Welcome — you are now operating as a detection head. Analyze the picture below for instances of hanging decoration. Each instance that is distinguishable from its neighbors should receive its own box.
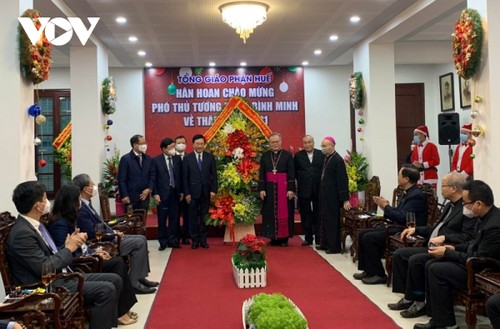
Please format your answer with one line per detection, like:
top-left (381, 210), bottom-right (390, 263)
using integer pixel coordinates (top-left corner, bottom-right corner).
top-left (18, 9), bottom-right (53, 85)
top-left (167, 83), bottom-right (177, 96)
top-left (452, 9), bottom-right (483, 80)
top-left (28, 104), bottom-right (41, 117)
top-left (33, 137), bottom-right (42, 146)
top-left (53, 122), bottom-right (72, 180)
top-left (349, 72), bottom-right (365, 109)
top-left (35, 114), bottom-right (47, 125)
top-left (101, 77), bottom-right (117, 115)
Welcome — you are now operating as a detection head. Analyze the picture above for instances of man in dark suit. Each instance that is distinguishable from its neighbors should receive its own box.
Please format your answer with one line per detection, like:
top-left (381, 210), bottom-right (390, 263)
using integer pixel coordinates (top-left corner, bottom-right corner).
top-left (414, 180), bottom-right (500, 329)
top-left (73, 174), bottom-right (158, 294)
top-left (388, 172), bottom-right (475, 318)
top-left (294, 135), bottom-right (324, 246)
top-left (118, 134), bottom-right (156, 212)
top-left (353, 164), bottom-right (427, 285)
top-left (183, 134), bottom-right (218, 249)
top-left (153, 138), bottom-right (183, 250)
top-left (7, 181), bottom-right (122, 329)
top-left (487, 293), bottom-right (500, 329)
top-left (175, 135), bottom-right (191, 245)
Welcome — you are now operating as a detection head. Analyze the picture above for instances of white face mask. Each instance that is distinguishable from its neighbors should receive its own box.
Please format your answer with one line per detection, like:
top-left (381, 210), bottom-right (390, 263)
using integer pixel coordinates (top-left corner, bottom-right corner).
top-left (139, 144), bottom-right (148, 153)
top-left (167, 149), bottom-right (176, 156)
top-left (91, 185), bottom-right (98, 197)
top-left (321, 148), bottom-right (329, 155)
top-left (39, 200), bottom-right (51, 215)
top-left (176, 143), bottom-right (186, 152)
top-left (463, 206), bottom-right (475, 218)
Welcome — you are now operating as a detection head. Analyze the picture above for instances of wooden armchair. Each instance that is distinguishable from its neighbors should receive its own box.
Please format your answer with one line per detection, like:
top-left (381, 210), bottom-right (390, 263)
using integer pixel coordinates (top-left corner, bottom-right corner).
top-left (98, 183), bottom-right (146, 236)
top-left (384, 183), bottom-right (441, 286)
top-left (340, 176), bottom-right (380, 262)
top-left (0, 212), bottom-right (85, 328)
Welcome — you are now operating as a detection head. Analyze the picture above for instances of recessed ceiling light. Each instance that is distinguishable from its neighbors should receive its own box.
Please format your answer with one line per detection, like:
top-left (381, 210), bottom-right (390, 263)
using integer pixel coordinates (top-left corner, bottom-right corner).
top-left (302, 61), bottom-right (309, 66)
top-left (350, 16), bottom-right (360, 23)
top-left (240, 62), bottom-right (247, 67)
top-left (209, 62), bottom-right (216, 67)
top-left (145, 62), bottom-right (153, 67)
top-left (137, 50), bottom-right (146, 56)
top-left (329, 34), bottom-right (339, 41)
top-left (128, 36), bottom-right (138, 42)
top-left (116, 17), bottom-right (127, 24)
top-left (314, 49), bottom-right (322, 55)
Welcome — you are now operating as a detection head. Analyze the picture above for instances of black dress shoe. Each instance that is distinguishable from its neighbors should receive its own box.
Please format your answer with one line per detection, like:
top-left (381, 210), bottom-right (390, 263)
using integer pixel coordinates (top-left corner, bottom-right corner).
top-left (388, 298), bottom-right (413, 310)
top-left (201, 243), bottom-right (209, 249)
top-left (168, 243), bottom-right (181, 248)
top-left (139, 278), bottom-right (159, 287)
top-left (133, 283), bottom-right (156, 294)
top-left (353, 271), bottom-right (368, 280)
top-left (315, 245), bottom-right (327, 251)
top-left (325, 249), bottom-right (339, 254)
top-left (182, 238), bottom-right (191, 245)
top-left (414, 321), bottom-right (436, 329)
top-left (191, 243), bottom-right (199, 249)
top-left (301, 241), bottom-right (312, 246)
top-left (158, 244), bottom-right (167, 251)
top-left (362, 275), bottom-right (388, 285)
top-left (401, 304), bottom-right (427, 318)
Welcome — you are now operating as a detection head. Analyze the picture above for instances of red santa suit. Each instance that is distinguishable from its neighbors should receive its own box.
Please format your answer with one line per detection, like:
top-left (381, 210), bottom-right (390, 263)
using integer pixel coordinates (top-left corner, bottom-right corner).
top-left (410, 140), bottom-right (440, 188)
top-left (452, 143), bottom-right (473, 178)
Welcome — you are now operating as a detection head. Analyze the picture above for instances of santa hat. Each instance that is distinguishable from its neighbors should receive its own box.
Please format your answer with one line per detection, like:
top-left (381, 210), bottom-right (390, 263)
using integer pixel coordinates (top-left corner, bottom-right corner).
top-left (461, 123), bottom-right (472, 133)
top-left (323, 136), bottom-right (336, 144)
top-left (414, 125), bottom-right (429, 138)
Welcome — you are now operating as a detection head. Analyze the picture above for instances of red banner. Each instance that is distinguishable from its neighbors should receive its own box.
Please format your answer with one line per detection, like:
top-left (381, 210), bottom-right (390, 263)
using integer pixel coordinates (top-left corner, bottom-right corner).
top-left (144, 67), bottom-right (305, 155)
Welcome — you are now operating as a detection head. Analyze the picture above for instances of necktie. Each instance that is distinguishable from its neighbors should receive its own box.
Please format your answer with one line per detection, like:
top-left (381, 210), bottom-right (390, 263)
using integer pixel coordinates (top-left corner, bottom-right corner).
top-left (197, 154), bottom-right (202, 171)
top-left (39, 223), bottom-right (59, 254)
top-left (138, 155), bottom-right (143, 167)
top-left (430, 203), bottom-right (454, 239)
top-left (168, 157), bottom-right (175, 188)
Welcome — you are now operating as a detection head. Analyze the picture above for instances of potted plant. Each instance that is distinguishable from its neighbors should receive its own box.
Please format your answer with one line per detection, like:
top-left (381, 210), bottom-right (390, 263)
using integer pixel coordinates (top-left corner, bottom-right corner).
top-left (232, 234), bottom-right (267, 288)
top-left (344, 150), bottom-right (369, 208)
top-left (102, 151), bottom-right (121, 213)
top-left (242, 293), bottom-right (308, 329)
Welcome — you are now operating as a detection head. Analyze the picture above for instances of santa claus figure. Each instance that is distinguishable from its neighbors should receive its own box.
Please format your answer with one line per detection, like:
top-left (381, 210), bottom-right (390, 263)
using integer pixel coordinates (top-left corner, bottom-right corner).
top-left (410, 125), bottom-right (440, 189)
top-left (451, 123), bottom-right (473, 178)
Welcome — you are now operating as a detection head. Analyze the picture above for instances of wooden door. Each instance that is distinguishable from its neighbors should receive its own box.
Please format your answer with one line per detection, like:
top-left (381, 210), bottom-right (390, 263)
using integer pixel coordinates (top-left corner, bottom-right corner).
top-left (395, 83), bottom-right (425, 168)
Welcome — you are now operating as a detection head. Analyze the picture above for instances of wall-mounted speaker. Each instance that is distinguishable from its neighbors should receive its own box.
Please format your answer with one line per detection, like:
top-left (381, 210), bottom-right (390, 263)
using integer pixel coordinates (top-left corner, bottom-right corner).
top-left (438, 112), bottom-right (460, 145)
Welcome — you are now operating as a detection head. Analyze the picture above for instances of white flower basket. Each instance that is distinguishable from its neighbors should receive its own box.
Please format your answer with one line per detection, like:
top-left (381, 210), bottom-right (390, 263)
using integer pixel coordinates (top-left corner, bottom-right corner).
top-left (241, 296), bottom-right (308, 329)
top-left (232, 259), bottom-right (267, 289)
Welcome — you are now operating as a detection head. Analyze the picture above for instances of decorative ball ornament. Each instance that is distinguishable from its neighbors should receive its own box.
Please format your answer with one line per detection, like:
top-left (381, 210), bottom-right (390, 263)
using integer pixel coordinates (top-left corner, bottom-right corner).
top-left (105, 135), bottom-right (113, 141)
top-left (38, 159), bottom-right (47, 167)
top-left (360, 136), bottom-right (365, 142)
top-left (288, 67), bottom-right (298, 72)
top-left (470, 153), bottom-right (476, 159)
top-left (474, 96), bottom-right (483, 103)
top-left (468, 139), bottom-right (476, 147)
top-left (104, 125), bottom-right (110, 129)
top-left (33, 137), bottom-right (42, 146)
top-left (357, 127), bottom-right (363, 133)
top-left (28, 104), bottom-right (41, 117)
top-left (167, 83), bottom-right (177, 96)
top-left (279, 81), bottom-right (289, 93)
top-left (107, 119), bottom-right (113, 126)
top-left (471, 126), bottom-right (483, 137)
top-left (358, 118), bottom-right (365, 125)
top-left (358, 110), bottom-right (364, 116)
top-left (470, 110), bottom-right (479, 119)
top-left (35, 114), bottom-right (46, 125)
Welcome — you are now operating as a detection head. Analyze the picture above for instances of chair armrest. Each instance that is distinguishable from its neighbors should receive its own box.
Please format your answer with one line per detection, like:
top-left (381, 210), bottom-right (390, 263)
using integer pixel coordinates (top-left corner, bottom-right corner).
top-left (465, 257), bottom-right (500, 293)
top-left (71, 255), bottom-right (103, 273)
top-left (88, 240), bottom-right (120, 257)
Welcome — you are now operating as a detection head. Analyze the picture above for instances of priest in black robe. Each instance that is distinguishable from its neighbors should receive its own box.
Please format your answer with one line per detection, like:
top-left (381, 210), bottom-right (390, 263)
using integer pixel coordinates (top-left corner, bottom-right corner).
top-left (258, 132), bottom-right (295, 246)
top-left (317, 136), bottom-right (351, 253)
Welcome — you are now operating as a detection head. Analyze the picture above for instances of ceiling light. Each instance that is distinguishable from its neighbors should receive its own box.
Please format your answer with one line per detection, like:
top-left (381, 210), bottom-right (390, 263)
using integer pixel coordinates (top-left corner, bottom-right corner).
top-left (350, 16), bottom-right (360, 23)
top-left (209, 62), bottom-right (216, 67)
top-left (314, 49), bottom-right (322, 55)
top-left (116, 17), bottom-right (127, 24)
top-left (240, 62), bottom-right (247, 67)
top-left (219, 1), bottom-right (269, 43)
top-left (145, 62), bottom-right (152, 67)
top-left (302, 61), bottom-right (309, 66)
top-left (128, 36), bottom-right (138, 42)
top-left (329, 34), bottom-right (338, 41)
top-left (138, 50), bottom-right (146, 56)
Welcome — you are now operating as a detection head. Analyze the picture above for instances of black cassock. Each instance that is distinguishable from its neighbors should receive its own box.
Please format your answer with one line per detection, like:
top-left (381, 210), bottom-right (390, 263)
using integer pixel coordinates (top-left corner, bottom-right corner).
top-left (318, 151), bottom-right (349, 252)
top-left (258, 149), bottom-right (295, 241)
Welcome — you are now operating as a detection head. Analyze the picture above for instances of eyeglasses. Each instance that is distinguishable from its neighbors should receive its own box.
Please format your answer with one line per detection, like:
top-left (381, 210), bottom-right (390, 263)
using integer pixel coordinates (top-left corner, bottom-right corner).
top-left (463, 200), bottom-right (476, 206)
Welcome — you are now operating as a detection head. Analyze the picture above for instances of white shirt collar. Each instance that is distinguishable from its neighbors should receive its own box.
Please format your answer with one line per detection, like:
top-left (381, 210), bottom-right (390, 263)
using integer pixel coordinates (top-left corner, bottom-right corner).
top-left (20, 214), bottom-right (41, 231)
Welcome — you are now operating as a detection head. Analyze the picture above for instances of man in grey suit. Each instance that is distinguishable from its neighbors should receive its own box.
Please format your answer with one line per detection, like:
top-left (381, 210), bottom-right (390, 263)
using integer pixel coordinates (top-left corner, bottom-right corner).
top-left (7, 181), bottom-right (122, 329)
top-left (73, 173), bottom-right (159, 294)
top-left (294, 135), bottom-right (324, 246)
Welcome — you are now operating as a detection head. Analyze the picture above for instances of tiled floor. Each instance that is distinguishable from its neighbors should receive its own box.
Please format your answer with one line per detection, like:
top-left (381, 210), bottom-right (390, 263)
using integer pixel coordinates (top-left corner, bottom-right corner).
top-left (125, 237), bottom-right (492, 329)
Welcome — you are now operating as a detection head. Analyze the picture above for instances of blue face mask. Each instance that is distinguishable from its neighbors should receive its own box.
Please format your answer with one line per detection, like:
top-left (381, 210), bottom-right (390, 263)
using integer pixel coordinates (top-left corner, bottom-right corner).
top-left (460, 134), bottom-right (468, 143)
top-left (413, 135), bottom-right (420, 144)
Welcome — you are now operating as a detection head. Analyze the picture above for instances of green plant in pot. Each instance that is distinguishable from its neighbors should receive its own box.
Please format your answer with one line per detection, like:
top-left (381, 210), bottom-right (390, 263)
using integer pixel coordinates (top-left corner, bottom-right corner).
top-left (245, 293), bottom-right (308, 329)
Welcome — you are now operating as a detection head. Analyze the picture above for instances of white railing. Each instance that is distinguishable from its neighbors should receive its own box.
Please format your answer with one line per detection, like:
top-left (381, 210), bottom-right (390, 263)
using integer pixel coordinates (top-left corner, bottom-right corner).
top-left (232, 259), bottom-right (267, 289)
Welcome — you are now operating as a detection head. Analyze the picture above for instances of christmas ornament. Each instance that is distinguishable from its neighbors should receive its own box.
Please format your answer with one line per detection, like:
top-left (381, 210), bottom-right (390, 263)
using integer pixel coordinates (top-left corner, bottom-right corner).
top-left (288, 67), bottom-right (298, 72)
top-left (468, 139), bottom-right (476, 147)
top-left (179, 67), bottom-right (192, 77)
top-left (105, 135), bottom-right (113, 141)
top-left (107, 119), bottom-right (113, 126)
top-left (104, 125), bottom-right (110, 129)
top-left (470, 154), bottom-right (476, 159)
top-left (259, 67), bottom-right (274, 84)
top-left (28, 104), bottom-right (41, 117)
top-left (35, 115), bottom-right (47, 125)
top-left (279, 81), bottom-right (289, 93)
top-left (33, 137), bottom-right (42, 146)
top-left (358, 110), bottom-right (364, 116)
top-left (360, 136), bottom-right (365, 142)
top-left (471, 126), bottom-right (483, 137)
top-left (154, 68), bottom-right (165, 76)
top-left (470, 110), bottom-right (479, 119)
top-left (38, 159), bottom-right (47, 167)
top-left (474, 96), bottom-right (482, 103)
top-left (358, 118), bottom-right (365, 125)
top-left (167, 83), bottom-right (177, 96)
top-left (357, 127), bottom-right (363, 133)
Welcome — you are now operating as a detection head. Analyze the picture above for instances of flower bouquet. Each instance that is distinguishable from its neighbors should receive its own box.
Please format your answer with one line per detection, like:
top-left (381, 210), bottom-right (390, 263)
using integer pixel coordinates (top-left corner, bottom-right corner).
top-left (232, 234), bottom-right (267, 288)
top-left (242, 293), bottom-right (308, 329)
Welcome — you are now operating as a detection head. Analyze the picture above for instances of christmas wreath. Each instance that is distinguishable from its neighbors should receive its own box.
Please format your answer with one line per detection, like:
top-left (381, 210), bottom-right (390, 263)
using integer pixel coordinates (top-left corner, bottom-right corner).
top-left (101, 77), bottom-right (117, 115)
top-left (18, 9), bottom-right (53, 85)
top-left (349, 72), bottom-right (365, 109)
top-left (452, 9), bottom-right (483, 80)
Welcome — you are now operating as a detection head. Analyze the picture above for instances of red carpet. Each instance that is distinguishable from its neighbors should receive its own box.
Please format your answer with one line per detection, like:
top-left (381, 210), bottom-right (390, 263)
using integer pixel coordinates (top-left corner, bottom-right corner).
top-left (146, 236), bottom-right (400, 329)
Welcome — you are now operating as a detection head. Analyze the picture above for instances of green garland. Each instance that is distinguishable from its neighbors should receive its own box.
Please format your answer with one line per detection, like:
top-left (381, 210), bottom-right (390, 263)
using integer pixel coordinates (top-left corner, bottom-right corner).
top-left (349, 72), bottom-right (365, 109)
top-left (452, 9), bottom-right (483, 80)
top-left (101, 77), bottom-right (117, 115)
top-left (18, 9), bottom-right (53, 85)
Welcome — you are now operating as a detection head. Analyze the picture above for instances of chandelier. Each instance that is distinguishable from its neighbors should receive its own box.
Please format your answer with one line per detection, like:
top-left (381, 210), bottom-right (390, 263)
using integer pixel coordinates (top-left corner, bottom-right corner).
top-left (219, 1), bottom-right (269, 43)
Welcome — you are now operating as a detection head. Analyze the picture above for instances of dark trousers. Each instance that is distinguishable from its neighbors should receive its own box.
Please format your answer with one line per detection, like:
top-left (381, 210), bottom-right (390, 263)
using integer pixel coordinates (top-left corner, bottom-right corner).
top-left (157, 190), bottom-right (180, 246)
top-left (486, 293), bottom-right (500, 329)
top-left (189, 195), bottom-right (209, 244)
top-left (298, 196), bottom-right (319, 244)
top-left (405, 251), bottom-right (436, 302)
top-left (132, 198), bottom-right (150, 213)
top-left (392, 246), bottom-right (428, 294)
top-left (102, 257), bottom-right (137, 317)
top-left (357, 227), bottom-right (388, 277)
top-left (178, 198), bottom-right (190, 240)
top-left (426, 261), bottom-right (467, 327)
